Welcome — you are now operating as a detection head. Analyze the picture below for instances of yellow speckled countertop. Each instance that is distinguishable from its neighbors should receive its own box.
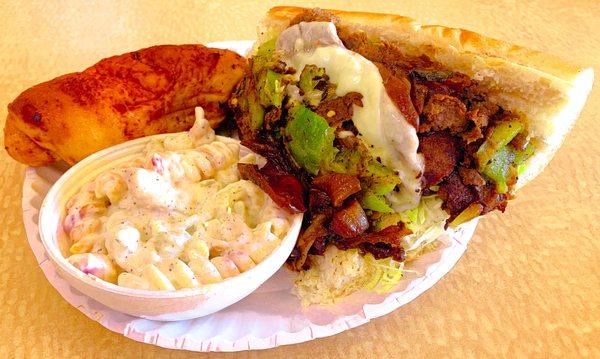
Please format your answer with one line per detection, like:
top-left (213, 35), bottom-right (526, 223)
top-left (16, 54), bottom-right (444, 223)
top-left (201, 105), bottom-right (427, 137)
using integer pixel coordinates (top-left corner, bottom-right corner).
top-left (1, 0), bottom-right (598, 357)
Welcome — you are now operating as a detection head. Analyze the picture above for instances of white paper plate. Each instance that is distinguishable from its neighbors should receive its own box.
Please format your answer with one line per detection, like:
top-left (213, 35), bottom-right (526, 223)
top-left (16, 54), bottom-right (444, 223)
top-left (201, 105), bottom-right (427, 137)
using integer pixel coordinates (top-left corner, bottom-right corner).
top-left (21, 40), bottom-right (478, 352)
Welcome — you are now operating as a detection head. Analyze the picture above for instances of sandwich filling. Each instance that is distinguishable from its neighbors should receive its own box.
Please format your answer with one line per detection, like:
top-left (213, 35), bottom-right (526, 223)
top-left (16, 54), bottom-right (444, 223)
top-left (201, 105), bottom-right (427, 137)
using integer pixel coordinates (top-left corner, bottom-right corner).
top-left (231, 10), bottom-right (537, 302)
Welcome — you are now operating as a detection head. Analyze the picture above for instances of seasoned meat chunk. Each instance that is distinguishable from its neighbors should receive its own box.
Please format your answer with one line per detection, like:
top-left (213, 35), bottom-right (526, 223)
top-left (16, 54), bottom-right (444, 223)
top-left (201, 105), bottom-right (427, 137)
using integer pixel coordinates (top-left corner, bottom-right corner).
top-left (375, 63), bottom-right (419, 128)
top-left (438, 172), bottom-right (477, 216)
top-left (459, 166), bottom-right (486, 186)
top-left (419, 132), bottom-right (459, 186)
top-left (411, 83), bottom-right (428, 115)
top-left (477, 184), bottom-right (509, 215)
top-left (309, 188), bottom-right (332, 215)
top-left (315, 92), bottom-right (363, 126)
top-left (462, 102), bottom-right (499, 143)
top-left (420, 94), bottom-right (467, 134)
top-left (312, 173), bottom-right (361, 207)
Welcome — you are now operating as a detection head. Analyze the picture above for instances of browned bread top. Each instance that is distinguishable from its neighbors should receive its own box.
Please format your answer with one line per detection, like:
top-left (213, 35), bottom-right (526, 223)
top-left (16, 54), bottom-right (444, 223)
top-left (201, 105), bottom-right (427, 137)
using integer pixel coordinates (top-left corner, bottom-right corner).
top-left (5, 44), bottom-right (248, 166)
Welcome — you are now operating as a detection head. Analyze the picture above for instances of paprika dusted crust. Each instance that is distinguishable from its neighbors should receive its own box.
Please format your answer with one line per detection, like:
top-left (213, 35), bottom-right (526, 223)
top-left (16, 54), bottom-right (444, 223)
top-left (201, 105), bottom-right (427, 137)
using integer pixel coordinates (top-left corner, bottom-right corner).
top-left (4, 44), bottom-right (248, 166)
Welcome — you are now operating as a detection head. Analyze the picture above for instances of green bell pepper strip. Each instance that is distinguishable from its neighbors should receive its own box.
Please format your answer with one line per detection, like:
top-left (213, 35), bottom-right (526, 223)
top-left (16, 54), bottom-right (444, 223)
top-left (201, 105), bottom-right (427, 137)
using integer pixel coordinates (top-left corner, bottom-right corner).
top-left (247, 37), bottom-right (278, 130)
top-left (258, 70), bottom-right (285, 108)
top-left (257, 38), bottom-right (276, 58)
top-left (514, 140), bottom-right (536, 175)
top-left (361, 193), bottom-right (394, 213)
top-left (365, 161), bottom-right (400, 195)
top-left (285, 105), bottom-right (337, 175)
top-left (476, 120), bottom-right (523, 169)
top-left (327, 149), bottom-right (363, 175)
top-left (248, 92), bottom-right (265, 130)
top-left (252, 38), bottom-right (277, 73)
top-left (482, 146), bottom-right (516, 194)
top-left (298, 65), bottom-right (326, 107)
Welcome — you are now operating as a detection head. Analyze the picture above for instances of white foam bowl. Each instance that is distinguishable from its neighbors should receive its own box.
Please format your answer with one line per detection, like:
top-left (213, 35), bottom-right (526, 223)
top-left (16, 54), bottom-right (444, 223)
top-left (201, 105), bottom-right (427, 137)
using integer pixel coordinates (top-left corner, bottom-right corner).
top-left (38, 134), bottom-right (303, 321)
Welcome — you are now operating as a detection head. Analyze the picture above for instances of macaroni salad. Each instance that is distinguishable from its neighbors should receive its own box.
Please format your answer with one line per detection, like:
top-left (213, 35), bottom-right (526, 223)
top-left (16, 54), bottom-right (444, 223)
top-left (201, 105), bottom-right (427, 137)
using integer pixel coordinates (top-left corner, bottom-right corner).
top-left (62, 108), bottom-right (291, 290)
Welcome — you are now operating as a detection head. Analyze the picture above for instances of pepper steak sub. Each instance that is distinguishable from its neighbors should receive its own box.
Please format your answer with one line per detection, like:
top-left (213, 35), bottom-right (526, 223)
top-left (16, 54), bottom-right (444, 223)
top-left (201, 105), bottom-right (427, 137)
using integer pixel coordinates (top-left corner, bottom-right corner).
top-left (230, 7), bottom-right (593, 304)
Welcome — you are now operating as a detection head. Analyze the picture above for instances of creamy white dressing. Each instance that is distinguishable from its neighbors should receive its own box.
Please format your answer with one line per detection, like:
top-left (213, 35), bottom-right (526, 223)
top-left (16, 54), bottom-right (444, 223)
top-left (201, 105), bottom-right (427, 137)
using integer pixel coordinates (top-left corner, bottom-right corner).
top-left (276, 22), bottom-right (424, 209)
top-left (64, 108), bottom-right (292, 290)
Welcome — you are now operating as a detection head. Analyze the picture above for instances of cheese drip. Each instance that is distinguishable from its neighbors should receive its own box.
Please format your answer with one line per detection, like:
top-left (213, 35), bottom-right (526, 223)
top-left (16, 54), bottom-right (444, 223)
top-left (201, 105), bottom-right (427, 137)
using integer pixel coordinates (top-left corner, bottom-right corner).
top-left (276, 22), bottom-right (423, 210)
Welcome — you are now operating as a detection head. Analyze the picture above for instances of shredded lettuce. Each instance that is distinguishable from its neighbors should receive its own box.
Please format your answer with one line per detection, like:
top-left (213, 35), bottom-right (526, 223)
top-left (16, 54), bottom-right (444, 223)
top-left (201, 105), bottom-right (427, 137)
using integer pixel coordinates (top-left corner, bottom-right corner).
top-left (363, 255), bottom-right (405, 293)
top-left (294, 246), bottom-right (406, 306)
top-left (399, 195), bottom-right (448, 260)
top-left (294, 195), bottom-right (449, 306)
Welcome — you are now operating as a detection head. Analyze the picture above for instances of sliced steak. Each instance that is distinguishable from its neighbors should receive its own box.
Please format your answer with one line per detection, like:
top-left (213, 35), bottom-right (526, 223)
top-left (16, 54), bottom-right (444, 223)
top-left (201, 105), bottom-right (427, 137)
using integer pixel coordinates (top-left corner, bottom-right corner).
top-left (238, 163), bottom-right (306, 213)
top-left (312, 173), bottom-right (361, 207)
top-left (411, 83), bottom-right (428, 115)
top-left (315, 92), bottom-right (363, 127)
top-left (375, 63), bottom-right (419, 128)
top-left (419, 132), bottom-right (459, 187)
top-left (459, 166), bottom-right (486, 186)
top-left (420, 94), bottom-right (468, 134)
top-left (438, 172), bottom-right (477, 216)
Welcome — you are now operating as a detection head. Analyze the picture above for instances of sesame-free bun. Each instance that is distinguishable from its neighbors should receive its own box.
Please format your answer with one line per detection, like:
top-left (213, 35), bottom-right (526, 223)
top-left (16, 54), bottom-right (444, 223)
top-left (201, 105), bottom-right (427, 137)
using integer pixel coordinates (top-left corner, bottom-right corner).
top-left (260, 6), bottom-right (594, 188)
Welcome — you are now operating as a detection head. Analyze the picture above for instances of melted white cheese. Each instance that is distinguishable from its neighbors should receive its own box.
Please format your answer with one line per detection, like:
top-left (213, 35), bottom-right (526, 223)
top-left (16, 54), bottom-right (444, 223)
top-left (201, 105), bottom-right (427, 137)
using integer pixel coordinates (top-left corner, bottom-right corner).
top-left (277, 22), bottom-right (423, 209)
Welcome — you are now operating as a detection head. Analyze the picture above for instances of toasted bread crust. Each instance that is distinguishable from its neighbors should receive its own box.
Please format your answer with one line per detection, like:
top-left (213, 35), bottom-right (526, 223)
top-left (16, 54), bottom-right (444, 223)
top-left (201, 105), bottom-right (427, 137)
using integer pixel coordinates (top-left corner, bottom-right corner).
top-left (266, 6), bottom-right (583, 82)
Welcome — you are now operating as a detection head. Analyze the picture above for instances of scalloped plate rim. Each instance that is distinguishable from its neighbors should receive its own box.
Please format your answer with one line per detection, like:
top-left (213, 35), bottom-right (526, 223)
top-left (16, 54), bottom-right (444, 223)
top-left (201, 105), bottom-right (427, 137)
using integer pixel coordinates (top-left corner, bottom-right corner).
top-left (21, 39), bottom-right (478, 352)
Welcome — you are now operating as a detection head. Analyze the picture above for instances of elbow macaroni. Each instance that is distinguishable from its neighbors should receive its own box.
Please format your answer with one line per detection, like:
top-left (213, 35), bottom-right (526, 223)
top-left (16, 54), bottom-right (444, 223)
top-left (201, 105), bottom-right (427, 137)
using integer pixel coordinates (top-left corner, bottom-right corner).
top-left (63, 108), bottom-right (291, 290)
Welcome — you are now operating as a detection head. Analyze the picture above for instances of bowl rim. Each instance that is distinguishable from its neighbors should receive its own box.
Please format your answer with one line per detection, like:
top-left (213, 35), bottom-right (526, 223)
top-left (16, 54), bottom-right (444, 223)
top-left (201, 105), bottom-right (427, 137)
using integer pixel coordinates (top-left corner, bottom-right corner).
top-left (38, 132), bottom-right (303, 299)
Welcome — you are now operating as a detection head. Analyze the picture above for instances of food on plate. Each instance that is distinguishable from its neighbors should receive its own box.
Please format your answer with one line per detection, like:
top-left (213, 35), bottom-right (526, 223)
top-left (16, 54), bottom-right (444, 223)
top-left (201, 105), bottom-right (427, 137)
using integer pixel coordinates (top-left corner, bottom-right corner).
top-left (230, 7), bottom-right (593, 304)
top-left (62, 107), bottom-right (292, 290)
top-left (4, 44), bottom-right (247, 166)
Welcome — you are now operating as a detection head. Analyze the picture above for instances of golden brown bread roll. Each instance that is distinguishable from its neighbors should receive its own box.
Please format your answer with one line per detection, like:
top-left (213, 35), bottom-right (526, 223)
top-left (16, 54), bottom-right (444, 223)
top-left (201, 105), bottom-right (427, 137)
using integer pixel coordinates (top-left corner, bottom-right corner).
top-left (4, 44), bottom-right (248, 166)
